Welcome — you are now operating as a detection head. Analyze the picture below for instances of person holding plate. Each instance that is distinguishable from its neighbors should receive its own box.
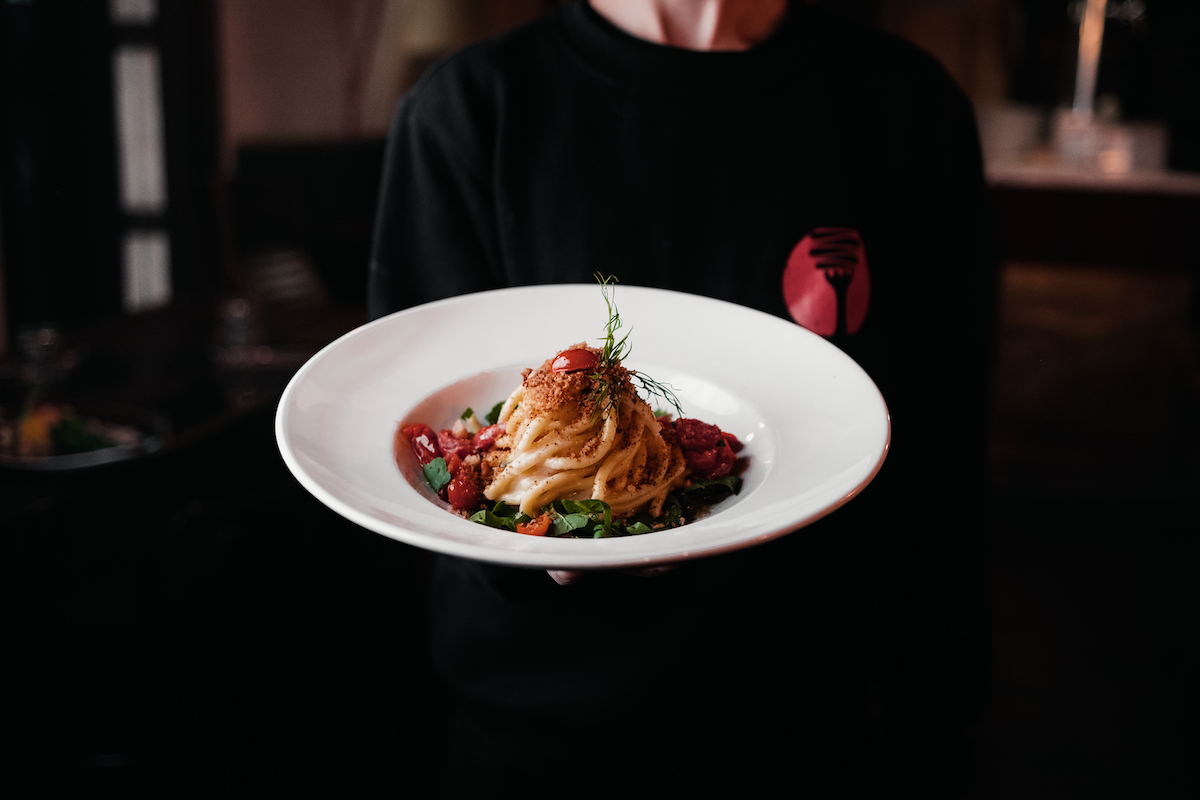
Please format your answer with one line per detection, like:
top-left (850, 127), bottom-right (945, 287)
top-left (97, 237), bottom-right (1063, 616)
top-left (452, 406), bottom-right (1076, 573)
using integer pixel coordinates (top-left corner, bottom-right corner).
top-left (368, 1), bottom-right (995, 796)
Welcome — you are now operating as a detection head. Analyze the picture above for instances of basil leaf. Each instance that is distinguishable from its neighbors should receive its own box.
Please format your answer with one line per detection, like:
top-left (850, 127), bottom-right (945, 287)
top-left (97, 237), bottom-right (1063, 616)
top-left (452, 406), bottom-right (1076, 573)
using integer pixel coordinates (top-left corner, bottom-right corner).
top-left (675, 475), bottom-right (742, 507)
top-left (461, 407), bottom-right (474, 419)
top-left (550, 511), bottom-right (591, 537)
top-left (556, 498), bottom-right (609, 516)
top-left (485, 401), bottom-right (505, 425)
top-left (582, 504), bottom-right (614, 538)
top-left (469, 502), bottom-right (527, 531)
top-left (491, 501), bottom-right (523, 519)
top-left (423, 458), bottom-right (452, 493)
top-left (464, 474), bottom-right (739, 538)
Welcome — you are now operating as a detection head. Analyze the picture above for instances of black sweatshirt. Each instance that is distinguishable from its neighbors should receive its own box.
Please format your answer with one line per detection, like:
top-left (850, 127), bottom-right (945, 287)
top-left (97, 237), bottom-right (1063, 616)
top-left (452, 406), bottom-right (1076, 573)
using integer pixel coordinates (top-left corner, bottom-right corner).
top-left (369, 2), bottom-right (995, 794)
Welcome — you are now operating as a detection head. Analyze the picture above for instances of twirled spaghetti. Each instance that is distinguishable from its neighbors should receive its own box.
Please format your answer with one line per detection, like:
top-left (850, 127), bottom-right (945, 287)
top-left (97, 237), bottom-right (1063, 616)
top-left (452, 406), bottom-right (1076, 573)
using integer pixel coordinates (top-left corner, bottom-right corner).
top-left (481, 344), bottom-right (688, 518)
top-left (396, 276), bottom-right (745, 538)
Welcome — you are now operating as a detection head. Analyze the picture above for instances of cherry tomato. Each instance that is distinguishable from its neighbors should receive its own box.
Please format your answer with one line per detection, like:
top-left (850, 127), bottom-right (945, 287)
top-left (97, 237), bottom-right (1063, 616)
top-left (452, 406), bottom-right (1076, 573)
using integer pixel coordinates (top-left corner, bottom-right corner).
top-left (438, 428), bottom-right (475, 459)
top-left (444, 451), bottom-right (463, 477)
top-left (551, 349), bottom-right (599, 373)
top-left (685, 447), bottom-right (719, 475)
top-left (472, 423), bottom-right (505, 451)
top-left (401, 423), bottom-right (441, 465)
top-left (674, 418), bottom-right (722, 450)
top-left (685, 443), bottom-right (736, 479)
top-left (721, 431), bottom-right (744, 453)
top-left (445, 474), bottom-right (482, 511)
top-left (516, 514), bottom-right (551, 536)
top-left (711, 443), bottom-right (737, 476)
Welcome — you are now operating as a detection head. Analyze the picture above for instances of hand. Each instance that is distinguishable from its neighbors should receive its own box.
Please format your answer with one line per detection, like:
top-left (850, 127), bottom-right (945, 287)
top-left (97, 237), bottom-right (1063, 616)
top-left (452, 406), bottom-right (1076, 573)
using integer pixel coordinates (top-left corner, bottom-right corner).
top-left (547, 565), bottom-right (677, 586)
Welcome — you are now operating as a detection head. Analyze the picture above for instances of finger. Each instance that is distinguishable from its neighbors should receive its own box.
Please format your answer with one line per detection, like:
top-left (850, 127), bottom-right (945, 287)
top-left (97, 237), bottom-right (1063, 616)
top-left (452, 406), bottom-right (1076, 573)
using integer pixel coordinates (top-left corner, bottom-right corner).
top-left (547, 569), bottom-right (583, 586)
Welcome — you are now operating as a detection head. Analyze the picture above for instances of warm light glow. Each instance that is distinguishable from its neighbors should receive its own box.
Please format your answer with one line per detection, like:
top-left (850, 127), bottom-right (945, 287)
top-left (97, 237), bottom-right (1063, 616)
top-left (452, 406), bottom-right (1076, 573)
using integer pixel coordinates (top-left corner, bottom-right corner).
top-left (1073, 0), bottom-right (1108, 116)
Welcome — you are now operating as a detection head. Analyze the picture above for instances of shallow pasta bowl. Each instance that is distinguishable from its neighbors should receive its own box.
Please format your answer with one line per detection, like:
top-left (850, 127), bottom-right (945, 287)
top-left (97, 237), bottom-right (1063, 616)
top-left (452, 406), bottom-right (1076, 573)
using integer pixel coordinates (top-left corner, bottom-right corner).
top-left (275, 284), bottom-right (889, 570)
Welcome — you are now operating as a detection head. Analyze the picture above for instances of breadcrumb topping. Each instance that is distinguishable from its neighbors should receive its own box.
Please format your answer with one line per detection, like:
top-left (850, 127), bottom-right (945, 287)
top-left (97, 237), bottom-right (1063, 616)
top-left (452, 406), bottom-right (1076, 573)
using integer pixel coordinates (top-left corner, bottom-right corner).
top-left (519, 343), bottom-right (632, 421)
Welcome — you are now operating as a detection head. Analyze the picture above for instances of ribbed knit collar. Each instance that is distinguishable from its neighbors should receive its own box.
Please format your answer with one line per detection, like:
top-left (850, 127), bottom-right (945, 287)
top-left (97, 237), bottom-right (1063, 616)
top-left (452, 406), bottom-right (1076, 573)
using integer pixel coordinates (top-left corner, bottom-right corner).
top-left (555, 0), bottom-right (810, 93)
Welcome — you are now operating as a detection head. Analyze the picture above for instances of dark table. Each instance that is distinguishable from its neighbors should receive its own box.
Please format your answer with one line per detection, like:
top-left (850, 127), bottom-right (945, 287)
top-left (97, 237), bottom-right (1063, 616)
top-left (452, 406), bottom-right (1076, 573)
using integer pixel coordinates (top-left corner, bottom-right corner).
top-left (7, 300), bottom-right (446, 797)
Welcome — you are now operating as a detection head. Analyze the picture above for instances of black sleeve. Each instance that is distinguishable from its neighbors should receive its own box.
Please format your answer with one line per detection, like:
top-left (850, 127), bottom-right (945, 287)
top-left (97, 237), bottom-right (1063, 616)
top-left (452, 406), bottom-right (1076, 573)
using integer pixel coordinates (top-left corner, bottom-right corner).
top-left (367, 85), bottom-right (505, 321)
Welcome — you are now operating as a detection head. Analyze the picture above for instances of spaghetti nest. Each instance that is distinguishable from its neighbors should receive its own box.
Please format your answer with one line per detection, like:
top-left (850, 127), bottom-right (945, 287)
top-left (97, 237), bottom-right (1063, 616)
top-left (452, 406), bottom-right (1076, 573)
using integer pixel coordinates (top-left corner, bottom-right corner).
top-left (482, 344), bottom-right (688, 519)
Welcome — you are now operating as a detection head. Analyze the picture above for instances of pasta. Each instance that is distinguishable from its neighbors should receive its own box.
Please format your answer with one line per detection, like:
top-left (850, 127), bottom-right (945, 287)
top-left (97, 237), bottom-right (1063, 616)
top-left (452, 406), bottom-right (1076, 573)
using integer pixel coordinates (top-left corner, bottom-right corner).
top-left (481, 344), bottom-right (689, 519)
top-left (395, 276), bottom-right (744, 538)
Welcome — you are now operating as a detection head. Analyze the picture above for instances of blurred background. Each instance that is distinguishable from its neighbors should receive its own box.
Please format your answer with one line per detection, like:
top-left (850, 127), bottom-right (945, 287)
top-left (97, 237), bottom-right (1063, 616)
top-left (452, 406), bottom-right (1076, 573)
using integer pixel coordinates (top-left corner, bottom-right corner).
top-left (2, 1), bottom-right (1196, 797)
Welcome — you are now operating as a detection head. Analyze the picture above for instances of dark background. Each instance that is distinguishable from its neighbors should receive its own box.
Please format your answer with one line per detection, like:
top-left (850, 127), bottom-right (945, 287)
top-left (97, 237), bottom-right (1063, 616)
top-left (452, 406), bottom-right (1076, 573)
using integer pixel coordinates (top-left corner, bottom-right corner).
top-left (3, 1), bottom-right (1198, 797)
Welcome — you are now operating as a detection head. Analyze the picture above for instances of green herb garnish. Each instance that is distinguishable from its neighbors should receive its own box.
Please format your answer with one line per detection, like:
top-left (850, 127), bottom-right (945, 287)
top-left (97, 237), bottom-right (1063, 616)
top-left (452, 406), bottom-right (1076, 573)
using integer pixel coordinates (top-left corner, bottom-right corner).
top-left (485, 401), bottom-right (505, 425)
top-left (671, 475), bottom-right (743, 507)
top-left (469, 501), bottom-right (531, 531)
top-left (422, 457), bottom-right (453, 493)
top-left (590, 274), bottom-right (683, 418)
top-left (467, 477), bottom-right (741, 539)
top-left (595, 273), bottom-right (633, 368)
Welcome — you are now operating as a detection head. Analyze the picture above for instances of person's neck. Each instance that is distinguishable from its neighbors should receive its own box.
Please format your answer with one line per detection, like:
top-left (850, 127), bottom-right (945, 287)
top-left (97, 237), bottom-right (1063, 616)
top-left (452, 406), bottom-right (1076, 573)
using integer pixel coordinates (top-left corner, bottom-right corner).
top-left (588, 0), bottom-right (788, 51)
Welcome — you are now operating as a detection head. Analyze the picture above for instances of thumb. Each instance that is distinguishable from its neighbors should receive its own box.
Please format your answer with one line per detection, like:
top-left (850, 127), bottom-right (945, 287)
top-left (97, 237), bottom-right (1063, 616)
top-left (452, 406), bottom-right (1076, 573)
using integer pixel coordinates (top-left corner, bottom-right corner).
top-left (547, 569), bottom-right (583, 586)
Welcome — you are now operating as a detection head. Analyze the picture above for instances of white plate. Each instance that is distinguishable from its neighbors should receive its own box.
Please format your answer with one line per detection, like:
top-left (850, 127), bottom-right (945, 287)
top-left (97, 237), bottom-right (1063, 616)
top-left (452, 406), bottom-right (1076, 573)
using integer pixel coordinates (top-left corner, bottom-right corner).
top-left (275, 284), bottom-right (889, 570)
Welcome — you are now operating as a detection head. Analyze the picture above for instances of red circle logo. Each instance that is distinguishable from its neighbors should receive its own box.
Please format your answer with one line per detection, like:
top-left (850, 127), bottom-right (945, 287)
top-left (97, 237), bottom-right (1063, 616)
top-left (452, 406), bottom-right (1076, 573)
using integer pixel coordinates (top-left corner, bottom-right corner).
top-left (782, 227), bottom-right (870, 337)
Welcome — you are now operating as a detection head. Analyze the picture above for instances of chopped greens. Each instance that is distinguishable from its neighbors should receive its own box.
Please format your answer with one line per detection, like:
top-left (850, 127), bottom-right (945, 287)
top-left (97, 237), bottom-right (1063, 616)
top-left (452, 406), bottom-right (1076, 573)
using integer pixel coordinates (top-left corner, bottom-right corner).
top-left (468, 502), bottom-right (530, 531)
top-left (485, 401), bottom-right (505, 425)
top-left (671, 474), bottom-right (742, 508)
top-left (461, 407), bottom-right (474, 419)
top-left (466, 476), bottom-right (742, 539)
